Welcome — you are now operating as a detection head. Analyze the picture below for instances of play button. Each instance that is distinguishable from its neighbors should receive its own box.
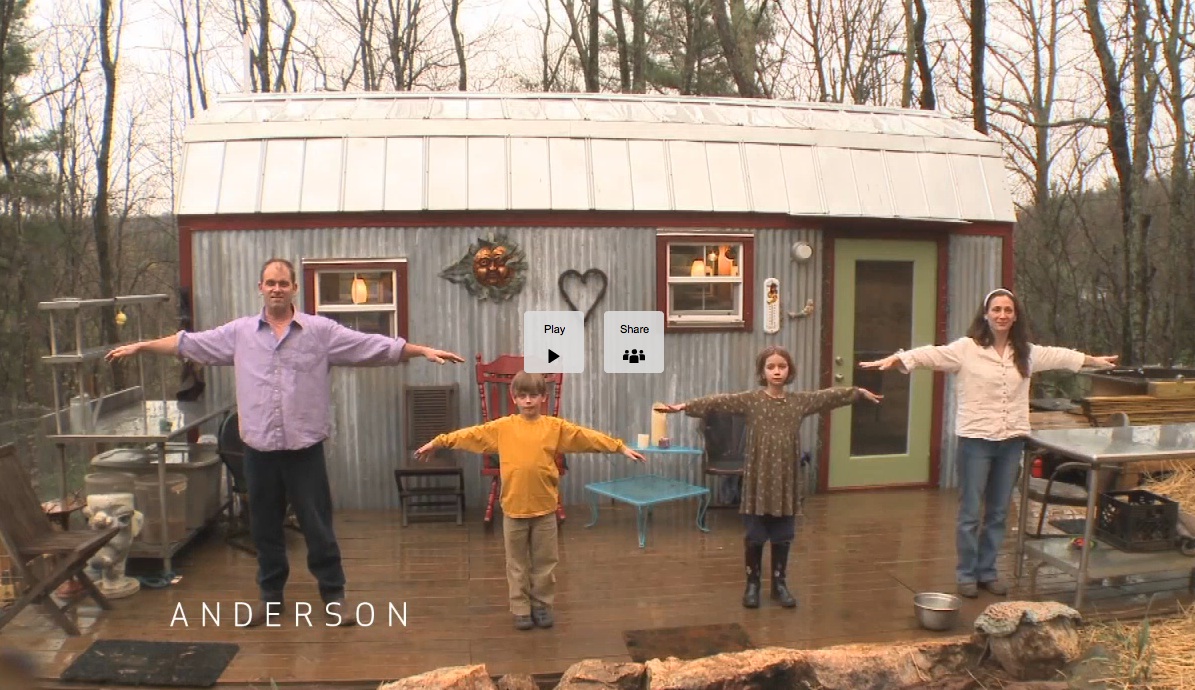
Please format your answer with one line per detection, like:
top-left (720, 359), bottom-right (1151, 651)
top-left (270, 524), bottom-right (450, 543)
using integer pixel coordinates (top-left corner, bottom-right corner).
top-left (523, 311), bottom-right (585, 373)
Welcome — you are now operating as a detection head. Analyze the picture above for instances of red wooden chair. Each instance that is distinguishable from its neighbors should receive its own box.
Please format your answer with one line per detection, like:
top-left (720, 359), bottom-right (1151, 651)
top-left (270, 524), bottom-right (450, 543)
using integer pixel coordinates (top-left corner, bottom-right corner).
top-left (475, 354), bottom-right (567, 525)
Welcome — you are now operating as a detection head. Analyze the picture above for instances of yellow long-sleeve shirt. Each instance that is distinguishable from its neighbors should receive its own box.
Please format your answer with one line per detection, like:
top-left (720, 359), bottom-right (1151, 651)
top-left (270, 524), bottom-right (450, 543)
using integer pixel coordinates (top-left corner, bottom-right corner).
top-left (432, 414), bottom-right (627, 518)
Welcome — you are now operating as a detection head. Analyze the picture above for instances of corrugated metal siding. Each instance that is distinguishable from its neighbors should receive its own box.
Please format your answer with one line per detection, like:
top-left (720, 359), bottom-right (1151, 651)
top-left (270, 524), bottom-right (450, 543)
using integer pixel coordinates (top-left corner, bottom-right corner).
top-left (192, 226), bottom-right (823, 510)
top-left (938, 235), bottom-right (1005, 488)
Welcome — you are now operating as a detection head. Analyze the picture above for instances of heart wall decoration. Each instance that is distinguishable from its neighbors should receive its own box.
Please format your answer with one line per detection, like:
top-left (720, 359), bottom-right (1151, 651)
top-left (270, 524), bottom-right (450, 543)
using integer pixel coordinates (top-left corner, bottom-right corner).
top-left (558, 269), bottom-right (608, 324)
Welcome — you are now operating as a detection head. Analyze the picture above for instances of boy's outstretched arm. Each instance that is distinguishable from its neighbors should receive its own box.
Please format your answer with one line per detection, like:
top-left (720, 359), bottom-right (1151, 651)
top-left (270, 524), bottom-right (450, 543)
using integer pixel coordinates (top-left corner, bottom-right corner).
top-left (558, 421), bottom-right (646, 462)
top-left (414, 420), bottom-right (502, 461)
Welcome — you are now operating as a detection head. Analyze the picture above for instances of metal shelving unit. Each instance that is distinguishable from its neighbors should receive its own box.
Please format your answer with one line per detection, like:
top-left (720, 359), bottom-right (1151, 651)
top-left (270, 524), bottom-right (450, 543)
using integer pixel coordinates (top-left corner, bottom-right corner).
top-left (38, 294), bottom-right (235, 575)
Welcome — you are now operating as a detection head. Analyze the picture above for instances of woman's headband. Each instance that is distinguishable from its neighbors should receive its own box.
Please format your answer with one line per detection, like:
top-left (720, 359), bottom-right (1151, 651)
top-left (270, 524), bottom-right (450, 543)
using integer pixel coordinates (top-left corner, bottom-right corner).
top-left (984, 288), bottom-right (1014, 307)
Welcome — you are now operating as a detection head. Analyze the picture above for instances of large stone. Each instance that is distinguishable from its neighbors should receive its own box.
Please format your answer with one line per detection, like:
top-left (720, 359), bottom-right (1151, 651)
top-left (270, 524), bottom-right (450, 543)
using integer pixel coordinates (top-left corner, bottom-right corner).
top-left (556, 659), bottom-right (645, 689)
top-left (497, 673), bottom-right (539, 690)
top-left (796, 639), bottom-right (982, 690)
top-left (646, 647), bottom-right (801, 689)
top-left (973, 602), bottom-right (1082, 681)
top-left (378, 664), bottom-right (496, 690)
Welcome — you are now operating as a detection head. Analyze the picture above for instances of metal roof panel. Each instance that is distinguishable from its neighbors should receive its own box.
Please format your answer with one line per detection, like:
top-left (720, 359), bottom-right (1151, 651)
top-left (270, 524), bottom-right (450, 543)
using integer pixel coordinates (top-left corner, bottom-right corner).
top-left (383, 138), bottom-right (425, 211)
top-left (259, 139), bottom-right (305, 213)
top-left (509, 137), bottom-right (551, 209)
top-left (217, 140), bottom-right (263, 213)
top-left (627, 139), bottom-right (670, 210)
top-left (299, 139), bottom-right (345, 212)
top-left (343, 138), bottom-right (387, 212)
top-left (177, 141), bottom-right (225, 215)
top-left (467, 138), bottom-right (508, 209)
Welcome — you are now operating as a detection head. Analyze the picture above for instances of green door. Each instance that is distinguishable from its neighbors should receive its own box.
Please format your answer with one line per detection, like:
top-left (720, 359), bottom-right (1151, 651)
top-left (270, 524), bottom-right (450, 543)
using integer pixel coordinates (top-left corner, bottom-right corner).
top-left (828, 239), bottom-right (937, 488)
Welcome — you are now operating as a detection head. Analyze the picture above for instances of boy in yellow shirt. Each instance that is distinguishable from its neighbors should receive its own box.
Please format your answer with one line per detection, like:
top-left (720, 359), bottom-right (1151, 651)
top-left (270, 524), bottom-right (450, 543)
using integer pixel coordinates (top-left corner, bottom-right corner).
top-left (415, 371), bottom-right (646, 630)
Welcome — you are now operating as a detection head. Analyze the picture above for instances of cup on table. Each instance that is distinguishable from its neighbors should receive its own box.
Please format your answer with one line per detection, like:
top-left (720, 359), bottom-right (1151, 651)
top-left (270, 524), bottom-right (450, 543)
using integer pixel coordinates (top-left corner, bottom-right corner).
top-left (659, 437), bottom-right (671, 448)
top-left (636, 433), bottom-right (650, 448)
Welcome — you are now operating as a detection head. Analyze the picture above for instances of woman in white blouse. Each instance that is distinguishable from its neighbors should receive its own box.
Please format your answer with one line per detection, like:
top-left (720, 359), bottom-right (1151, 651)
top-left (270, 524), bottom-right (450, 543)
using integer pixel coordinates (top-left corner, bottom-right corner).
top-left (859, 288), bottom-right (1117, 599)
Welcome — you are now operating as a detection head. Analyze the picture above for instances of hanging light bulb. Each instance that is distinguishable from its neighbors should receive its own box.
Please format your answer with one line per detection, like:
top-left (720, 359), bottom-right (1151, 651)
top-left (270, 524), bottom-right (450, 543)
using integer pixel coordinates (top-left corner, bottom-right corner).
top-left (351, 274), bottom-right (368, 304)
top-left (114, 309), bottom-right (127, 326)
top-left (690, 259), bottom-right (706, 277)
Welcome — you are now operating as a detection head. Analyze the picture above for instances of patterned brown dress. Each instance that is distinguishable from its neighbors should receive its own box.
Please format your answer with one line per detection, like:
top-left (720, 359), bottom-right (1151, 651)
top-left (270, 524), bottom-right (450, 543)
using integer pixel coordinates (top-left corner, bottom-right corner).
top-left (685, 387), bottom-right (859, 516)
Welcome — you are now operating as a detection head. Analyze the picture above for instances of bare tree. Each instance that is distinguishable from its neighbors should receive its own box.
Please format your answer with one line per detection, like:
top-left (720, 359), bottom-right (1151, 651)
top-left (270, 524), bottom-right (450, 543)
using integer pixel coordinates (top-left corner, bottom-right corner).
top-left (911, 0), bottom-right (933, 108)
top-left (560, 0), bottom-right (601, 91)
top-left (447, 0), bottom-right (466, 89)
top-left (710, 0), bottom-right (765, 96)
top-left (970, 0), bottom-right (985, 132)
top-left (94, 0), bottom-right (123, 385)
top-left (1083, 0), bottom-right (1158, 363)
top-left (232, 0), bottom-right (298, 92)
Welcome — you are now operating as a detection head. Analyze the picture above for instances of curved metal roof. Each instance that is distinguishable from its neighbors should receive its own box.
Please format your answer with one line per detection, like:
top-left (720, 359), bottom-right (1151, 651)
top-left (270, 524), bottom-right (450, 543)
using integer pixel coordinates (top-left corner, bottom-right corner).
top-left (177, 92), bottom-right (1014, 223)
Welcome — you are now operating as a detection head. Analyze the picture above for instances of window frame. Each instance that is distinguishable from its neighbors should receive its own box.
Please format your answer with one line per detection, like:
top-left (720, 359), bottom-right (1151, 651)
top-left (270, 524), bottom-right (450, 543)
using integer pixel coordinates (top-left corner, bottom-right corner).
top-left (656, 233), bottom-right (755, 333)
top-left (301, 258), bottom-right (409, 340)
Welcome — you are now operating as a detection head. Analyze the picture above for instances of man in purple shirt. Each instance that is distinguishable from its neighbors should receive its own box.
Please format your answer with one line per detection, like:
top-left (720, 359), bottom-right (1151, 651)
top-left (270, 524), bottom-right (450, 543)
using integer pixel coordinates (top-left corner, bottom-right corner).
top-left (107, 258), bottom-right (464, 627)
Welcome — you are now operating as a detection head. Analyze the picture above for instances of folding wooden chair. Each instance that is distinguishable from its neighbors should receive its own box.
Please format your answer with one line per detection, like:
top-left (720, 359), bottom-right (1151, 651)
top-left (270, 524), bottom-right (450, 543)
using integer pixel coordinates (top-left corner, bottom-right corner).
top-left (475, 354), bottom-right (568, 525)
top-left (0, 444), bottom-right (119, 636)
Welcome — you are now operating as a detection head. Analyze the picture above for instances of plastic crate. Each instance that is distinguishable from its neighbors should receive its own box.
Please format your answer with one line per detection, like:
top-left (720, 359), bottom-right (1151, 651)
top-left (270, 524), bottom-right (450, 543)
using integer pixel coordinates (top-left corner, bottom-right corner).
top-left (1095, 490), bottom-right (1178, 552)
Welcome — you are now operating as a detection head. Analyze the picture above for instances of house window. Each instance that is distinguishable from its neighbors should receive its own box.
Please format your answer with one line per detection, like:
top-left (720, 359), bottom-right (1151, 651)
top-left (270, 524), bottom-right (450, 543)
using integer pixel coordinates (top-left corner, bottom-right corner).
top-left (656, 234), bottom-right (754, 331)
top-left (302, 260), bottom-right (408, 339)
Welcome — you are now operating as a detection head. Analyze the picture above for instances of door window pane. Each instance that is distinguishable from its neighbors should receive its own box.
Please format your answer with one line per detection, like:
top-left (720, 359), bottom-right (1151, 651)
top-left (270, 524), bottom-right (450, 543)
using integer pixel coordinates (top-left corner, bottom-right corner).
top-left (851, 260), bottom-right (914, 456)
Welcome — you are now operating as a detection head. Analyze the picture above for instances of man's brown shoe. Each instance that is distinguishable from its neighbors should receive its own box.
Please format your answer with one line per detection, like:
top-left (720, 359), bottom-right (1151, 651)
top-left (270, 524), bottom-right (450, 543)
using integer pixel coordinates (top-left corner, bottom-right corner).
top-left (324, 599), bottom-right (358, 626)
top-left (245, 601), bottom-right (283, 627)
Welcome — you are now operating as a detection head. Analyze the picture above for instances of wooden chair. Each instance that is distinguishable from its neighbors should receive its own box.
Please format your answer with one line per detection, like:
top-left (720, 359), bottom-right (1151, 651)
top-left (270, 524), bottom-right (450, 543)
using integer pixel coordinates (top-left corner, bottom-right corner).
top-left (217, 412), bottom-right (255, 554)
top-left (394, 384), bottom-right (465, 526)
top-left (475, 354), bottom-right (567, 525)
top-left (0, 443), bottom-right (119, 636)
top-left (700, 411), bottom-right (747, 508)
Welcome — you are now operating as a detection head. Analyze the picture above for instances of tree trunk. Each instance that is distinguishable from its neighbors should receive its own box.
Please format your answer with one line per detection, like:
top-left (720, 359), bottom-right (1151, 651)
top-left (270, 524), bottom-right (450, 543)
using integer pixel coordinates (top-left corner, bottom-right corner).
top-left (711, 0), bottom-right (760, 97)
top-left (631, 0), bottom-right (646, 92)
top-left (96, 0), bottom-right (123, 388)
top-left (912, 0), bottom-right (934, 109)
top-left (612, 0), bottom-right (631, 91)
top-left (449, 0), bottom-right (467, 89)
top-left (970, 0), bottom-right (986, 132)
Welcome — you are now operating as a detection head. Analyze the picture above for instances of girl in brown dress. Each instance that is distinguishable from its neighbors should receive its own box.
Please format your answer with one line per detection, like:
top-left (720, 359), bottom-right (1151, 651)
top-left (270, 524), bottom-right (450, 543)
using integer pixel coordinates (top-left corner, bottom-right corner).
top-left (657, 345), bottom-right (881, 609)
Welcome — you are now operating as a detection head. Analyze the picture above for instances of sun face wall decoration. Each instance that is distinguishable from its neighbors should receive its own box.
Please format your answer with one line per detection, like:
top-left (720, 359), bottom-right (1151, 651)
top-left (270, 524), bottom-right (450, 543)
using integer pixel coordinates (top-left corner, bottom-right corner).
top-left (440, 234), bottom-right (529, 302)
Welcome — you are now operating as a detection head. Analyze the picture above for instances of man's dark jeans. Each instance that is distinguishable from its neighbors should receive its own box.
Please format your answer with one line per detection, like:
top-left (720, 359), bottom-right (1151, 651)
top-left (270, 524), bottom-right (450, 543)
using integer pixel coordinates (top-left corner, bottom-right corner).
top-left (243, 441), bottom-right (345, 603)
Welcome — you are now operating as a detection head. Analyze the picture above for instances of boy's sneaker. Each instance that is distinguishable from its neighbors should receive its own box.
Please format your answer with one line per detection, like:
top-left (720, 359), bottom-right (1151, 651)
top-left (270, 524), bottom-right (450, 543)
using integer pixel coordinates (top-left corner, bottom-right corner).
top-left (513, 614), bottom-right (534, 631)
top-left (531, 607), bottom-right (554, 628)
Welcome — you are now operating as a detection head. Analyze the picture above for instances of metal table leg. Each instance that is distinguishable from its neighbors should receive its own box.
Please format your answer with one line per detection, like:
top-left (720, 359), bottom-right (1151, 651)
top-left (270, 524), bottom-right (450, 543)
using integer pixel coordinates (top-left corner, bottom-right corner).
top-left (1075, 465), bottom-right (1100, 609)
top-left (585, 490), bottom-right (600, 529)
top-left (636, 506), bottom-right (648, 548)
top-left (1015, 447), bottom-right (1031, 580)
top-left (697, 492), bottom-right (711, 533)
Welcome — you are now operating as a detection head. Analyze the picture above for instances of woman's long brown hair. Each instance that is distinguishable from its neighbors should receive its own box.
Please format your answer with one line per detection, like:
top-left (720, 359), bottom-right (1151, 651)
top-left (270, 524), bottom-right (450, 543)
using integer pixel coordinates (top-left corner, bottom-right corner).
top-left (966, 288), bottom-right (1031, 378)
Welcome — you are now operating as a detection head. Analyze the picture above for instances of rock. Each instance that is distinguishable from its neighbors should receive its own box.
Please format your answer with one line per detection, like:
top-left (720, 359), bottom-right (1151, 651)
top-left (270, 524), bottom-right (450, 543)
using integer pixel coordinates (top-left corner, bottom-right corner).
top-left (796, 639), bottom-right (982, 690)
top-left (973, 602), bottom-right (1082, 681)
top-left (556, 660), bottom-right (645, 689)
top-left (378, 664), bottom-right (496, 690)
top-left (646, 647), bottom-right (800, 689)
top-left (497, 673), bottom-right (539, 690)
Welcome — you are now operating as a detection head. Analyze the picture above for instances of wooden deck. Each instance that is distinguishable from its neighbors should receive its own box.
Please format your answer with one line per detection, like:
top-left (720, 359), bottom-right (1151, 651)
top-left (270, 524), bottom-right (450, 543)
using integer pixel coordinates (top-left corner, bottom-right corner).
top-left (5, 488), bottom-right (1195, 688)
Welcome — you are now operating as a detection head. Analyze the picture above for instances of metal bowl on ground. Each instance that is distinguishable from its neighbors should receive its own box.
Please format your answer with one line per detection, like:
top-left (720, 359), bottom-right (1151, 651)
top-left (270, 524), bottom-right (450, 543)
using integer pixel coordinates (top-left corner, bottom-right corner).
top-left (913, 592), bottom-right (962, 631)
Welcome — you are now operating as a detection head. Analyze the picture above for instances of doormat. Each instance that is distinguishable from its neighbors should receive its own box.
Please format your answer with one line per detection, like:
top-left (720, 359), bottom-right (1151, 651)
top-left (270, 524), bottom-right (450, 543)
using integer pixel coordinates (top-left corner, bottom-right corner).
top-left (623, 623), bottom-right (754, 663)
top-left (1048, 518), bottom-right (1087, 535)
top-left (60, 640), bottom-right (239, 687)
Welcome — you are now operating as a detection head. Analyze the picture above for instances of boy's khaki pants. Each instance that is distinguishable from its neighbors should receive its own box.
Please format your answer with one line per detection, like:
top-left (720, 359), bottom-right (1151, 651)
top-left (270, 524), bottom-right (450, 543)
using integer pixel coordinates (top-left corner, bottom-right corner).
top-left (502, 513), bottom-right (558, 615)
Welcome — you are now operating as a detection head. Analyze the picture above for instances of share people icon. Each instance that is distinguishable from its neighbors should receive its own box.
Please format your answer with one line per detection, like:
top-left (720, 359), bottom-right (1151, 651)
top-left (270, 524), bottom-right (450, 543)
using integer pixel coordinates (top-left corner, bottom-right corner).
top-left (523, 311), bottom-right (584, 373)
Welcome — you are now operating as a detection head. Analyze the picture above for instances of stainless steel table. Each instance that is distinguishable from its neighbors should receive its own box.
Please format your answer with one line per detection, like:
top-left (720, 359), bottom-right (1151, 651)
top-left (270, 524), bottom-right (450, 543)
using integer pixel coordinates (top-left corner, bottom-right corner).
top-left (45, 387), bottom-right (236, 573)
top-left (1015, 423), bottom-right (1195, 608)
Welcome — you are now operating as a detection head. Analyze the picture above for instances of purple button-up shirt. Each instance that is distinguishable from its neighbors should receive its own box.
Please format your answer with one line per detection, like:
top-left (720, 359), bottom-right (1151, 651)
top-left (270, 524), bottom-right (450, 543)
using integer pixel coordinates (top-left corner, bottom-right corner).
top-left (178, 309), bottom-right (408, 452)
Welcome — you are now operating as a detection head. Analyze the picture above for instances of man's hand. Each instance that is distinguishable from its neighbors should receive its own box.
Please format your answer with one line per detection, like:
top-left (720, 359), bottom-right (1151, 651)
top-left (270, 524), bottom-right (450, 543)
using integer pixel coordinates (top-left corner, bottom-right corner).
top-left (423, 348), bottom-right (465, 365)
top-left (653, 403), bottom-right (685, 413)
top-left (623, 448), bottom-right (647, 463)
top-left (105, 342), bottom-right (143, 362)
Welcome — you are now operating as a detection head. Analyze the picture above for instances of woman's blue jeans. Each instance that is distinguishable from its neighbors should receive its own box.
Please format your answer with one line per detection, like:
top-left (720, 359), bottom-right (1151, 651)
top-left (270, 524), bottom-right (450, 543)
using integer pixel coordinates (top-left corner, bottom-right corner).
top-left (955, 436), bottom-right (1025, 584)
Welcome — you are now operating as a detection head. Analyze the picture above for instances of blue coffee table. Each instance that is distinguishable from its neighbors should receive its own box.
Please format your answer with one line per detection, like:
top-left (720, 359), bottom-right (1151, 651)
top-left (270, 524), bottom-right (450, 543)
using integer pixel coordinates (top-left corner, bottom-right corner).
top-left (585, 474), bottom-right (711, 547)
